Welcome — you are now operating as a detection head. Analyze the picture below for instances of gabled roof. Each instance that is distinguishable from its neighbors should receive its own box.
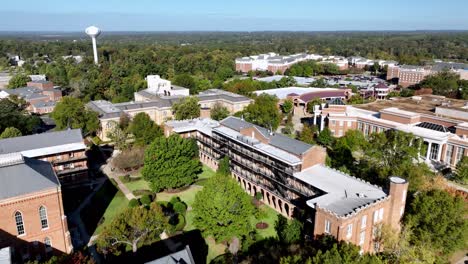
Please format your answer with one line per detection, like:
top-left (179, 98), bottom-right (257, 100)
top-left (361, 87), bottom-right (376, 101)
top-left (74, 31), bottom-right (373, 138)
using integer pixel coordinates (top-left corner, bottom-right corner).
top-left (0, 129), bottom-right (85, 155)
top-left (220, 116), bottom-right (313, 156)
top-left (0, 153), bottom-right (60, 199)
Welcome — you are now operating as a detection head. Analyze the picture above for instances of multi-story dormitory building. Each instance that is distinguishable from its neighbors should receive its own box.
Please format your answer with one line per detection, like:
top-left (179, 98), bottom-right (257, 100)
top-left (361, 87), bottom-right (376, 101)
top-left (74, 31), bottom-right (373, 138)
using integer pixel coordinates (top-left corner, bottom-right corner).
top-left (0, 129), bottom-right (88, 185)
top-left (313, 104), bottom-right (468, 169)
top-left (0, 153), bottom-right (73, 263)
top-left (386, 62), bottom-right (468, 88)
top-left (165, 117), bottom-right (408, 253)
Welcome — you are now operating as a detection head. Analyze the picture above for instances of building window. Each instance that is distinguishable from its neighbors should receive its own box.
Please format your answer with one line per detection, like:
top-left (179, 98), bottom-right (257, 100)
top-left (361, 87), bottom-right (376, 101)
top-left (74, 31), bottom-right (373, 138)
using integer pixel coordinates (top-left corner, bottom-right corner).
top-left (373, 210), bottom-right (379, 223)
top-left (44, 237), bottom-right (52, 253)
top-left (372, 126), bottom-right (377, 133)
top-left (15, 211), bottom-right (25, 235)
top-left (359, 231), bottom-right (365, 245)
top-left (378, 208), bottom-right (384, 221)
top-left (346, 224), bottom-right (353, 238)
top-left (39, 206), bottom-right (49, 229)
top-left (445, 145), bottom-right (454, 165)
top-left (325, 220), bottom-right (331, 234)
top-left (331, 120), bottom-right (336, 125)
top-left (430, 143), bottom-right (439, 160)
top-left (357, 122), bottom-right (363, 131)
top-left (69, 152), bottom-right (74, 158)
top-left (400, 206), bottom-right (405, 217)
top-left (456, 147), bottom-right (465, 164)
top-left (361, 215), bottom-right (367, 229)
top-left (339, 121), bottom-right (344, 126)
top-left (347, 121), bottom-right (352, 127)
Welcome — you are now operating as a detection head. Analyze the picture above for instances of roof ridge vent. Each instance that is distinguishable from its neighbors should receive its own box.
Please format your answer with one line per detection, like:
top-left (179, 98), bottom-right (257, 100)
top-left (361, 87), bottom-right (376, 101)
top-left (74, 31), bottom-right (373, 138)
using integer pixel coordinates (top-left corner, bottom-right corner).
top-left (0, 153), bottom-right (25, 167)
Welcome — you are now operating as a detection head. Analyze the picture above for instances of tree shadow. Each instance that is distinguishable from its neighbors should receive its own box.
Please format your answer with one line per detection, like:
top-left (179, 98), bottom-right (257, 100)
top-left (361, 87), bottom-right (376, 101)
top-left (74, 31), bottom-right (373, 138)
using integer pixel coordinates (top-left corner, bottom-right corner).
top-left (103, 230), bottom-right (208, 264)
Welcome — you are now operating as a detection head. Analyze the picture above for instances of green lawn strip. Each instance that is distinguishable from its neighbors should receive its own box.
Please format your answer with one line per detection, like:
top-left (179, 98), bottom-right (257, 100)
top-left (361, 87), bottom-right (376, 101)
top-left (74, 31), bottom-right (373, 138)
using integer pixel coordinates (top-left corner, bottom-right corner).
top-left (250, 204), bottom-right (279, 239)
top-left (198, 165), bottom-right (216, 180)
top-left (206, 237), bottom-right (227, 262)
top-left (156, 185), bottom-right (202, 205)
top-left (93, 191), bottom-right (129, 235)
top-left (123, 178), bottom-right (151, 192)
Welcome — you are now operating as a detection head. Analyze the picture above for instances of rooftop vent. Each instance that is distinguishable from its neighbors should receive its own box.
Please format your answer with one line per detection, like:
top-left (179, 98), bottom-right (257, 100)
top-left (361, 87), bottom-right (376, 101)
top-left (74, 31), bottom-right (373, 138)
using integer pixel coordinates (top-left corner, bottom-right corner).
top-left (0, 153), bottom-right (24, 167)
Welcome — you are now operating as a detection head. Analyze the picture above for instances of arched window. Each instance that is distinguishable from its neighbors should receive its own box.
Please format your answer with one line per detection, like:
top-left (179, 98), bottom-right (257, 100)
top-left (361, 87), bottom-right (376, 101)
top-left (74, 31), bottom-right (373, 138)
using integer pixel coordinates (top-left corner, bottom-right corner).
top-left (39, 206), bottom-right (48, 229)
top-left (44, 237), bottom-right (52, 252)
top-left (15, 211), bottom-right (25, 235)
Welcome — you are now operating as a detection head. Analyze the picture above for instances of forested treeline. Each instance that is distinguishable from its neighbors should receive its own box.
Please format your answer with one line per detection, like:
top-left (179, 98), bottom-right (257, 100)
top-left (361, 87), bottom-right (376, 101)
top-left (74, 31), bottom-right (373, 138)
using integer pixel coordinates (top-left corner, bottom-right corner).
top-left (0, 32), bottom-right (466, 102)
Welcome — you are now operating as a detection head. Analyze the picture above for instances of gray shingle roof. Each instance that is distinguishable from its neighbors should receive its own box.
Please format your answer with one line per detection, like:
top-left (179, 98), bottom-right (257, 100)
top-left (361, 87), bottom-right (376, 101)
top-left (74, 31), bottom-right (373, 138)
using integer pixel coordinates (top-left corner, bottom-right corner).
top-left (220, 116), bottom-right (313, 156)
top-left (0, 154), bottom-right (60, 199)
top-left (145, 245), bottom-right (195, 264)
top-left (0, 129), bottom-right (84, 154)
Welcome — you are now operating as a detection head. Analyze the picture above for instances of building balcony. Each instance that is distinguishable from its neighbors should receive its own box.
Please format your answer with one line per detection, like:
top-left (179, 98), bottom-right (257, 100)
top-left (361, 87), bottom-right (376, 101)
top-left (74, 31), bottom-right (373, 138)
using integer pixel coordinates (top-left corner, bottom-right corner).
top-left (56, 166), bottom-right (88, 175)
top-left (52, 156), bottom-right (87, 165)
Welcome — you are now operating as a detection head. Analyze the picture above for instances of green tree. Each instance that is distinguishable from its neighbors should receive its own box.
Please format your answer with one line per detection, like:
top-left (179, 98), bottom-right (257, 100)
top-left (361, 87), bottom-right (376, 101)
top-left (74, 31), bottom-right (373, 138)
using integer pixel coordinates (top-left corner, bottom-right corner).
top-left (8, 73), bottom-right (31, 88)
top-left (454, 156), bottom-right (468, 184)
top-left (306, 98), bottom-right (322, 114)
top-left (239, 94), bottom-right (281, 130)
top-left (316, 128), bottom-right (334, 147)
top-left (174, 74), bottom-right (197, 93)
top-left (210, 102), bottom-right (230, 121)
top-left (405, 189), bottom-right (468, 255)
top-left (128, 112), bottom-right (163, 146)
top-left (217, 156), bottom-right (231, 176)
top-left (106, 121), bottom-right (129, 150)
top-left (282, 99), bottom-right (293, 114)
top-left (299, 124), bottom-right (316, 144)
top-left (142, 134), bottom-right (201, 192)
top-left (418, 70), bottom-right (460, 98)
top-left (97, 203), bottom-right (167, 254)
top-left (192, 174), bottom-right (255, 242)
top-left (0, 98), bottom-right (40, 135)
top-left (172, 96), bottom-right (200, 120)
top-left (0, 127), bottom-right (22, 139)
top-left (276, 216), bottom-right (303, 244)
top-left (50, 97), bottom-right (99, 134)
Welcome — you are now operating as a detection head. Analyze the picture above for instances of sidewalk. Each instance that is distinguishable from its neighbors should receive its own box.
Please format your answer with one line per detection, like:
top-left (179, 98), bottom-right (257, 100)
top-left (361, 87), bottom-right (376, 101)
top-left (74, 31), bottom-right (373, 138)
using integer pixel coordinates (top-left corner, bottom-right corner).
top-left (101, 150), bottom-right (136, 200)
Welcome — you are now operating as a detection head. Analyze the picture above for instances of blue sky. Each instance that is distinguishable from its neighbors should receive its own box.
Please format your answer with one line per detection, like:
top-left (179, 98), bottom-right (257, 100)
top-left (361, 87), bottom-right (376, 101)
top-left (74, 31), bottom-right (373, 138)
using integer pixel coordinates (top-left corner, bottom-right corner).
top-left (1, 0), bottom-right (467, 31)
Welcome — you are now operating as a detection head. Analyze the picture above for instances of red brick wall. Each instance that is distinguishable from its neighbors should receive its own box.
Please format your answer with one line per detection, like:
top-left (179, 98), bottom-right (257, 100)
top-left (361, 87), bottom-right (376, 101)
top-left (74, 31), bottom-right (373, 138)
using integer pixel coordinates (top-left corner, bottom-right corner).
top-left (0, 189), bottom-right (72, 259)
top-left (236, 63), bottom-right (253, 73)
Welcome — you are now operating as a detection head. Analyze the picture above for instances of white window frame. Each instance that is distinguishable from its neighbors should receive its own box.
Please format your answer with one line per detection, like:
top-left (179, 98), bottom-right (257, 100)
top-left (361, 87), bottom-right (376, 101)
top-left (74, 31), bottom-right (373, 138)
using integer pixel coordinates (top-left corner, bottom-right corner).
top-left (39, 206), bottom-right (49, 229)
top-left (346, 224), bottom-right (353, 238)
top-left (15, 211), bottom-right (25, 236)
top-left (359, 231), bottom-right (365, 245)
top-left (325, 220), bottom-right (331, 234)
top-left (378, 208), bottom-right (384, 221)
top-left (361, 215), bottom-right (367, 229)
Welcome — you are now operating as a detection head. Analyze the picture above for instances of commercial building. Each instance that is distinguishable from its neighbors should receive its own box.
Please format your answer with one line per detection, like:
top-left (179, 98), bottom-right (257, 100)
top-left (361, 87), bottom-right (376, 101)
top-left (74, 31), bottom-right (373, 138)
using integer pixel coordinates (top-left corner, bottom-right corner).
top-left (0, 80), bottom-right (62, 114)
top-left (88, 89), bottom-right (252, 141)
top-left (0, 153), bottom-right (72, 262)
top-left (386, 62), bottom-right (468, 88)
top-left (164, 117), bottom-right (408, 252)
top-left (314, 104), bottom-right (468, 168)
top-left (0, 129), bottom-right (88, 185)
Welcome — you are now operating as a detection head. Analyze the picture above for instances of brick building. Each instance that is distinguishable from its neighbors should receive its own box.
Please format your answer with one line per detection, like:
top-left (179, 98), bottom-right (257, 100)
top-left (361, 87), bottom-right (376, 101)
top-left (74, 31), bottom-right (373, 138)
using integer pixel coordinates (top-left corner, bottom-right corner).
top-left (0, 153), bottom-right (72, 263)
top-left (88, 89), bottom-right (252, 141)
top-left (314, 104), bottom-right (468, 168)
top-left (0, 80), bottom-right (62, 114)
top-left (164, 117), bottom-right (408, 252)
top-left (0, 129), bottom-right (88, 185)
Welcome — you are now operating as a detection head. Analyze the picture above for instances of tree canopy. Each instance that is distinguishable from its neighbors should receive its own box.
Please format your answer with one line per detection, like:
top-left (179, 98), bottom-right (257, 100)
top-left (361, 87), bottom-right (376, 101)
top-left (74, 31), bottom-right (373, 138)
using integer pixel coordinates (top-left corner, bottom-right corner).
top-left (0, 98), bottom-right (40, 135)
top-left (210, 102), bottom-right (230, 121)
top-left (0, 127), bottom-right (22, 139)
top-left (404, 189), bottom-right (468, 255)
top-left (127, 112), bottom-right (163, 146)
top-left (8, 73), bottom-right (31, 88)
top-left (454, 156), bottom-right (468, 184)
top-left (192, 174), bottom-right (255, 242)
top-left (237, 94), bottom-right (281, 130)
top-left (50, 96), bottom-right (99, 134)
top-left (97, 203), bottom-right (168, 254)
top-left (172, 96), bottom-right (200, 120)
top-left (141, 134), bottom-right (201, 192)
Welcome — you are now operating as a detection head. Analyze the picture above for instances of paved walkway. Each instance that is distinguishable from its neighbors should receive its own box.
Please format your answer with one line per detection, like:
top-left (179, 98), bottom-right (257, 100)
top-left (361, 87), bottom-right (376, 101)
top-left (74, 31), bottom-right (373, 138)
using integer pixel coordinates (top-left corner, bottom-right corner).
top-left (101, 150), bottom-right (136, 200)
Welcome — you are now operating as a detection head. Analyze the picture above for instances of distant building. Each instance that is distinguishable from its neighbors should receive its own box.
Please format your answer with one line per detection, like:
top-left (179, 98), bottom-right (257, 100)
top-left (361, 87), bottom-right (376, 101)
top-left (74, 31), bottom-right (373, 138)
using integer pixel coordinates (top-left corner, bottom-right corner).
top-left (235, 53), bottom-right (312, 74)
top-left (315, 104), bottom-right (468, 168)
top-left (0, 153), bottom-right (73, 262)
top-left (0, 80), bottom-right (62, 114)
top-left (165, 117), bottom-right (408, 253)
top-left (61, 55), bottom-right (83, 63)
top-left (0, 129), bottom-right (88, 186)
top-left (88, 89), bottom-right (252, 141)
top-left (139, 75), bottom-right (190, 98)
top-left (255, 75), bottom-right (316, 85)
top-left (387, 62), bottom-right (468, 87)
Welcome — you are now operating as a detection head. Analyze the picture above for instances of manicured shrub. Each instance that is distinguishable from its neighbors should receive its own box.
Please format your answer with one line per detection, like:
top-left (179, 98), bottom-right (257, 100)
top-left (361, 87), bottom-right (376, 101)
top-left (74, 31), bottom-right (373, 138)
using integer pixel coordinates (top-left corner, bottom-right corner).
top-left (173, 201), bottom-right (187, 215)
top-left (175, 214), bottom-right (186, 231)
top-left (169, 196), bottom-right (181, 205)
top-left (128, 198), bottom-right (140, 208)
top-left (132, 189), bottom-right (153, 196)
top-left (140, 194), bottom-right (153, 205)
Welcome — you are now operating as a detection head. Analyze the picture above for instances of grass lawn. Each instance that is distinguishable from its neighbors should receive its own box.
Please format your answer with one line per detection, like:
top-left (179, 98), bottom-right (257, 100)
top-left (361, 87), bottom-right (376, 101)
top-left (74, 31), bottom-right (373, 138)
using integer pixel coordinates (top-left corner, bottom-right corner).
top-left (250, 204), bottom-right (279, 239)
top-left (206, 237), bottom-right (227, 262)
top-left (198, 165), bottom-right (216, 180)
top-left (123, 178), bottom-right (151, 192)
top-left (93, 190), bottom-right (129, 235)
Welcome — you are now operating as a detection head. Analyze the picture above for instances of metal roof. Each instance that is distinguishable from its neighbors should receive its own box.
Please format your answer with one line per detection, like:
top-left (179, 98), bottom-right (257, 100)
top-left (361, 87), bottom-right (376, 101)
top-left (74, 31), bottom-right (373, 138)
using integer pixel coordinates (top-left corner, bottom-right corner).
top-left (0, 129), bottom-right (84, 155)
top-left (0, 154), bottom-right (60, 199)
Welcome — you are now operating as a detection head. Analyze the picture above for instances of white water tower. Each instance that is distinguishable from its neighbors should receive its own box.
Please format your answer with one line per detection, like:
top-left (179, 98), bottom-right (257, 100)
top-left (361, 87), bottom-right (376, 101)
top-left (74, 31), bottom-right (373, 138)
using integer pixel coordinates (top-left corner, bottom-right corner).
top-left (85, 26), bottom-right (101, 64)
